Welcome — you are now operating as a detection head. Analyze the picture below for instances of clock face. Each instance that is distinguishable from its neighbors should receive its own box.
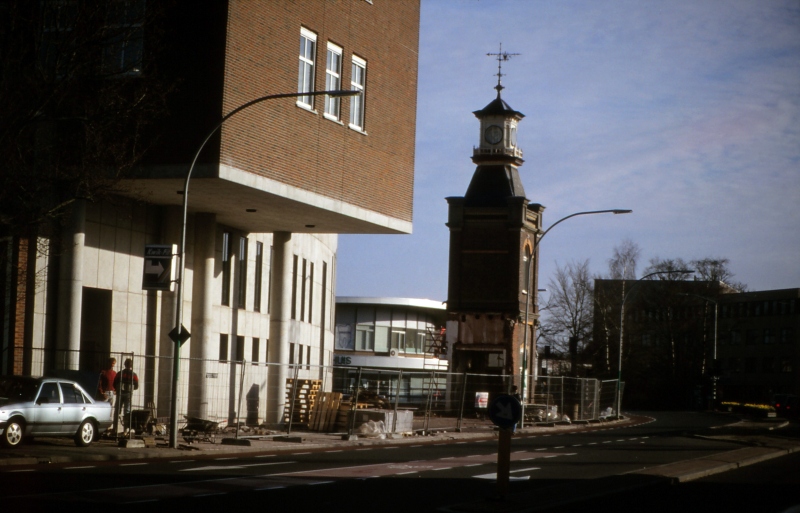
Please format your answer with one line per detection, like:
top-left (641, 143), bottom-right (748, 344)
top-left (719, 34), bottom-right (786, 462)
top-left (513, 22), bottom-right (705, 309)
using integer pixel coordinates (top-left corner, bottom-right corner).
top-left (485, 125), bottom-right (503, 145)
top-left (510, 127), bottom-right (517, 146)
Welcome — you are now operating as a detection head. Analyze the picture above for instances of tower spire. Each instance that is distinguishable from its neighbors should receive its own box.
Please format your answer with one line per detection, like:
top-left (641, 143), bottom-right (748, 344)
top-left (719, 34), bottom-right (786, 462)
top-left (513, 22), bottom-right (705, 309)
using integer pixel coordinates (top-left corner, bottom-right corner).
top-left (486, 43), bottom-right (520, 97)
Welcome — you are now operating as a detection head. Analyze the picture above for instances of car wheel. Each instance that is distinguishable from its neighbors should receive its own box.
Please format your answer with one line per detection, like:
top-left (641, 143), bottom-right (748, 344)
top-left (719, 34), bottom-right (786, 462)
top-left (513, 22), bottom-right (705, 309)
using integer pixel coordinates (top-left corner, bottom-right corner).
top-left (1, 419), bottom-right (24, 448)
top-left (74, 420), bottom-right (95, 447)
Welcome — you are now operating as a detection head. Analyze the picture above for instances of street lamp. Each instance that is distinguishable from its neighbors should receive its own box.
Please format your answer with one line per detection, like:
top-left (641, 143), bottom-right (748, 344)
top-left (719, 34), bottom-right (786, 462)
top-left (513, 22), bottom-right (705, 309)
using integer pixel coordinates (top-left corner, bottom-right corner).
top-left (520, 209), bottom-right (632, 424)
top-left (168, 89), bottom-right (361, 448)
top-left (615, 269), bottom-right (694, 419)
top-left (679, 293), bottom-right (719, 407)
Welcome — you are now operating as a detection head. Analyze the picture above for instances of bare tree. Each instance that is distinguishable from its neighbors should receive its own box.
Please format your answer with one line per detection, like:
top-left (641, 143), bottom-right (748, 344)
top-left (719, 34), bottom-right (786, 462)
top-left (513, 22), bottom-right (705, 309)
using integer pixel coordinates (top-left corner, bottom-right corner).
top-left (690, 258), bottom-right (747, 291)
top-left (539, 260), bottom-right (594, 376)
top-left (607, 238), bottom-right (641, 280)
top-left (642, 257), bottom-right (692, 279)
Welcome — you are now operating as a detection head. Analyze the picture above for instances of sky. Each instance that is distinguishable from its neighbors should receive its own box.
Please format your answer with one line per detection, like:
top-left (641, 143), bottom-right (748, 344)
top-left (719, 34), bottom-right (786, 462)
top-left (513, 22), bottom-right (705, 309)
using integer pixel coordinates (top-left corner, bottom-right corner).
top-left (337, 0), bottom-right (800, 303)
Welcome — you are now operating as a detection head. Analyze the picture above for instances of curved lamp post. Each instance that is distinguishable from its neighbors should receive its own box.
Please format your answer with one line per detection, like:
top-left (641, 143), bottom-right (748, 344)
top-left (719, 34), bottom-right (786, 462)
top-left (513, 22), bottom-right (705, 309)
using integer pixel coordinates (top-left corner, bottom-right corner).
top-left (169, 89), bottom-right (361, 448)
top-left (614, 269), bottom-right (694, 419)
top-left (520, 209), bottom-right (632, 422)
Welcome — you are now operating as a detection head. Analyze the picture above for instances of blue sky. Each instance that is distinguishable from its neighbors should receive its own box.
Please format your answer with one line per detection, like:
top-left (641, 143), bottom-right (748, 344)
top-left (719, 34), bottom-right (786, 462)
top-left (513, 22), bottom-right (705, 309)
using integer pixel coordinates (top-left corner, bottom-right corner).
top-left (337, 0), bottom-right (800, 302)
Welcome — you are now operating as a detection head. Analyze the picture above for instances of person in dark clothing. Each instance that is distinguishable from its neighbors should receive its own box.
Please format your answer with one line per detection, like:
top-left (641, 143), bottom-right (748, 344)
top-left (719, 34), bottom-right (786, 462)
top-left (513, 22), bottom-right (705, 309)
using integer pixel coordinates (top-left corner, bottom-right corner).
top-left (113, 358), bottom-right (139, 431)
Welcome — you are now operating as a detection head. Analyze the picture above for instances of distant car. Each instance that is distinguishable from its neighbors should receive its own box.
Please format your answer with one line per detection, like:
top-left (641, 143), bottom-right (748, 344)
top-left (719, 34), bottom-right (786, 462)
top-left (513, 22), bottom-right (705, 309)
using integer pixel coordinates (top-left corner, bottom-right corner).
top-left (774, 394), bottom-right (798, 418)
top-left (0, 376), bottom-right (113, 448)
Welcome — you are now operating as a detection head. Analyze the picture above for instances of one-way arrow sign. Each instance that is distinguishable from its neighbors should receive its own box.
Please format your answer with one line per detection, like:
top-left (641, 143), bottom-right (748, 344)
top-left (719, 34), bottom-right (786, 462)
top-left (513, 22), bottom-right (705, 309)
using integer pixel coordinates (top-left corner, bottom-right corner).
top-left (142, 244), bottom-right (176, 291)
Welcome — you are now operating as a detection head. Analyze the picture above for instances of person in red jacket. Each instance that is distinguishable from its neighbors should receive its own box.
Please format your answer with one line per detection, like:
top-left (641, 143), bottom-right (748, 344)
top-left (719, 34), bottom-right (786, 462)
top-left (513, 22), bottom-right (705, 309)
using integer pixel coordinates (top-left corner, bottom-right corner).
top-left (113, 358), bottom-right (139, 431)
top-left (98, 357), bottom-right (117, 406)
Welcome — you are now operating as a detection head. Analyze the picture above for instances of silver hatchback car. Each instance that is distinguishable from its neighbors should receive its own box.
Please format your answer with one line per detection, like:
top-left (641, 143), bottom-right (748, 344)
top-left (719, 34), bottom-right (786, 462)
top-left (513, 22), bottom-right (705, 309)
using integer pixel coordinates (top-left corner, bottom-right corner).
top-left (0, 376), bottom-right (113, 448)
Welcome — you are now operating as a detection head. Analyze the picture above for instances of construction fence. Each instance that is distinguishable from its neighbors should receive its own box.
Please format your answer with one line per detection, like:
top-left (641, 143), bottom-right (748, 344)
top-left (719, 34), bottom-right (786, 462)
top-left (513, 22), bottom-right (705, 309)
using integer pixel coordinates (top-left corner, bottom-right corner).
top-left (28, 348), bottom-right (623, 438)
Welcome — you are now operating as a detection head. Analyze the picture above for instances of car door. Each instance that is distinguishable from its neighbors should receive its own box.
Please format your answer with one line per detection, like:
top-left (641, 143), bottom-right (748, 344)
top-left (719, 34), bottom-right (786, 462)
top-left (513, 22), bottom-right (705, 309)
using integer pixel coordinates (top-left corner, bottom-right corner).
top-left (32, 382), bottom-right (63, 435)
top-left (59, 382), bottom-right (87, 436)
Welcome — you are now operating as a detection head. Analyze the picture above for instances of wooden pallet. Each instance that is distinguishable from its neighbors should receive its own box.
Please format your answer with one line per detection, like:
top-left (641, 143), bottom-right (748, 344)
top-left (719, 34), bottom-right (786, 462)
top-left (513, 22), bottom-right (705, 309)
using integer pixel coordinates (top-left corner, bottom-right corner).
top-left (283, 378), bottom-right (322, 426)
top-left (308, 392), bottom-right (343, 432)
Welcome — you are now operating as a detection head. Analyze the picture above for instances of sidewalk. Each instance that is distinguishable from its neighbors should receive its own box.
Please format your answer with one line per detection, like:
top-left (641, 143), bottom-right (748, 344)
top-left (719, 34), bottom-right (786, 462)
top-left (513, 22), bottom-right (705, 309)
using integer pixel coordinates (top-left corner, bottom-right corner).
top-left (0, 415), bottom-right (636, 467)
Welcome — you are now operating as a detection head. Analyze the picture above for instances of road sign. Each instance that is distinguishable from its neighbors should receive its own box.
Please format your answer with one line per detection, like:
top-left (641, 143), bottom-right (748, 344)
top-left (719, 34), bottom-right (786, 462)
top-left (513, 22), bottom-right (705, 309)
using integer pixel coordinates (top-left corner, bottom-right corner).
top-left (168, 325), bottom-right (191, 345)
top-left (142, 244), bottom-right (176, 291)
top-left (488, 394), bottom-right (522, 429)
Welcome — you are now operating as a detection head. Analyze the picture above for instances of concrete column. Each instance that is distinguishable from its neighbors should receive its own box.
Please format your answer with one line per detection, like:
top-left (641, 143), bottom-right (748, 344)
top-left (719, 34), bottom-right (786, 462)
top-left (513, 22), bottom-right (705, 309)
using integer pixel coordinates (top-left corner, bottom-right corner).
top-left (188, 213), bottom-right (216, 419)
top-left (266, 231), bottom-right (293, 426)
top-left (56, 199), bottom-right (85, 369)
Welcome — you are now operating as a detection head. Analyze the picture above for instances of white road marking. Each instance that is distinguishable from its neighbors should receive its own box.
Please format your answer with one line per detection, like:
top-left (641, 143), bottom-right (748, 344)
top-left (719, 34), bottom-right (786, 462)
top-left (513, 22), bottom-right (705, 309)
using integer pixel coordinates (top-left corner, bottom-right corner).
top-left (215, 457), bottom-right (237, 460)
top-left (535, 448), bottom-right (546, 451)
top-left (8, 469), bottom-right (35, 472)
top-left (255, 455), bottom-right (276, 458)
top-left (181, 461), bottom-right (293, 472)
top-left (292, 452), bottom-right (311, 455)
top-left (399, 471), bottom-right (418, 475)
top-left (326, 450), bottom-right (342, 453)
top-left (309, 481), bottom-right (334, 485)
top-left (511, 467), bottom-right (539, 473)
top-left (474, 473), bottom-right (530, 481)
top-left (433, 467), bottom-right (453, 471)
top-left (554, 446), bottom-right (564, 449)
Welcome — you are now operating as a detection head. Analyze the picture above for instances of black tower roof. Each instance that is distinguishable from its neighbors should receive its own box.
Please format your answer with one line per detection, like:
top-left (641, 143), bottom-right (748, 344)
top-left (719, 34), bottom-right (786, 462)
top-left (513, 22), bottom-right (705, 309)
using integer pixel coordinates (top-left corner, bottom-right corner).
top-left (472, 95), bottom-right (525, 119)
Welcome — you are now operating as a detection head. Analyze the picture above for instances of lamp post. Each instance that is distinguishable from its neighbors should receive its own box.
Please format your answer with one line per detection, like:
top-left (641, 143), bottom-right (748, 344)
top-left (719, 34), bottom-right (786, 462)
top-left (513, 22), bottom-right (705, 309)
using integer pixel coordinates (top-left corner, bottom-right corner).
top-left (615, 269), bottom-right (694, 419)
top-left (679, 293), bottom-right (719, 407)
top-left (520, 209), bottom-right (632, 421)
top-left (168, 89), bottom-right (361, 448)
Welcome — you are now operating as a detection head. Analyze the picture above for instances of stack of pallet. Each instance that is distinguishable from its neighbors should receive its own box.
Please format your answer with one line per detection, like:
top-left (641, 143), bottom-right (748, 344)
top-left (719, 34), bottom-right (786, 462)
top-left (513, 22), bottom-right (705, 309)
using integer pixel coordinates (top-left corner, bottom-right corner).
top-left (308, 392), bottom-right (342, 432)
top-left (283, 378), bottom-right (321, 426)
top-left (334, 401), bottom-right (371, 432)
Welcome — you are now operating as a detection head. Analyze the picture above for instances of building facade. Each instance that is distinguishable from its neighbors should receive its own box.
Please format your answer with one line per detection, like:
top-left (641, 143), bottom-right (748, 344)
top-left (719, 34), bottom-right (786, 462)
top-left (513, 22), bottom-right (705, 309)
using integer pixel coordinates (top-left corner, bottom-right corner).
top-left (592, 280), bottom-right (799, 408)
top-left (332, 297), bottom-right (448, 404)
top-left (1, 0), bottom-right (421, 427)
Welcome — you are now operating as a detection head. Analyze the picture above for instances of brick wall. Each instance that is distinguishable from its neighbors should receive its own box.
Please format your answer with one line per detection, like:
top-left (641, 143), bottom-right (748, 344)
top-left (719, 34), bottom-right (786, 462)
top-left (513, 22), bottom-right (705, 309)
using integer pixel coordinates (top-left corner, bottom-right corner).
top-left (219, 0), bottom-right (420, 224)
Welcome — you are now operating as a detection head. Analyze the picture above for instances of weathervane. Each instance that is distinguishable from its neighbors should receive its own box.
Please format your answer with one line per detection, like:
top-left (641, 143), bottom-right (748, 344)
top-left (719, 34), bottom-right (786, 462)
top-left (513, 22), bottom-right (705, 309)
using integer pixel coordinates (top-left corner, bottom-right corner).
top-left (487, 43), bottom-right (520, 97)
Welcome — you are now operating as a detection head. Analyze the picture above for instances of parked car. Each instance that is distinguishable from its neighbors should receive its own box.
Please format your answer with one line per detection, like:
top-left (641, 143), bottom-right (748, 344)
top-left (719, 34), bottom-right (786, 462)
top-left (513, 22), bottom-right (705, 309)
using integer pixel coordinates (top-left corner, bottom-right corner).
top-left (0, 376), bottom-right (113, 448)
top-left (774, 394), bottom-right (799, 418)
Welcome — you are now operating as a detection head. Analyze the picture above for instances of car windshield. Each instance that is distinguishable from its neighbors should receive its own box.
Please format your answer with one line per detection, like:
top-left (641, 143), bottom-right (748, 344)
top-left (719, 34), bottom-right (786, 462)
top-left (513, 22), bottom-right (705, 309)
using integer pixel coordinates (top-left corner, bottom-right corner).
top-left (0, 377), bottom-right (39, 406)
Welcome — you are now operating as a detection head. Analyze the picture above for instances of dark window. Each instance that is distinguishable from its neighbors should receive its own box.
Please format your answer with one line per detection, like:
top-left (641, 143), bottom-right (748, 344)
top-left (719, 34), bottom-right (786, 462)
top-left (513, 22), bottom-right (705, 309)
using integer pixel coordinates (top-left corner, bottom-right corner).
top-left (60, 383), bottom-right (83, 403)
top-left (39, 382), bottom-right (61, 403)
top-left (306, 345), bottom-right (311, 370)
top-left (254, 242), bottom-right (263, 312)
top-left (781, 328), bottom-right (794, 344)
top-left (291, 255), bottom-right (298, 319)
top-left (219, 334), bottom-right (229, 361)
top-left (301, 258), bottom-right (307, 322)
top-left (308, 262), bottom-right (314, 325)
top-left (745, 357), bottom-right (757, 373)
top-left (746, 329), bottom-right (760, 345)
top-left (320, 261), bottom-right (327, 329)
top-left (222, 232), bottom-right (232, 306)
top-left (237, 237), bottom-right (248, 309)
top-left (236, 335), bottom-right (245, 362)
top-left (252, 338), bottom-right (260, 364)
top-left (781, 357), bottom-right (793, 373)
top-left (289, 343), bottom-right (295, 365)
top-left (102, 0), bottom-right (145, 76)
top-left (764, 329), bottom-right (776, 344)
top-left (762, 357), bottom-right (775, 373)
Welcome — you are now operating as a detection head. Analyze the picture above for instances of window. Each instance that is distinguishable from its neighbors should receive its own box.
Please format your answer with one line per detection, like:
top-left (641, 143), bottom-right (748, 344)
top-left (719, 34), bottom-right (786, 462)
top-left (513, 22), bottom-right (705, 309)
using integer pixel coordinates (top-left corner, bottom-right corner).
top-left (730, 330), bottom-right (743, 345)
top-left (746, 329), bottom-right (760, 345)
top-left (222, 232), bottom-right (231, 306)
top-left (102, 0), bottom-right (145, 76)
top-left (39, 0), bottom-right (78, 78)
top-left (306, 345), bottom-right (311, 370)
top-left (781, 328), bottom-right (794, 344)
top-left (38, 382), bottom-right (61, 403)
top-left (236, 335), bottom-right (245, 362)
top-left (238, 237), bottom-right (248, 309)
top-left (522, 246), bottom-right (531, 294)
top-left (254, 242), bottom-right (263, 312)
top-left (391, 330), bottom-right (405, 352)
top-left (301, 258), bottom-right (307, 322)
top-left (60, 383), bottom-right (84, 403)
top-left (781, 357), bottom-right (793, 373)
top-left (219, 334), bottom-right (229, 361)
top-left (289, 343), bottom-right (295, 365)
top-left (268, 246), bottom-right (274, 314)
top-left (320, 262), bottom-right (328, 329)
top-left (349, 55), bottom-right (366, 130)
top-left (324, 42), bottom-right (343, 120)
top-left (297, 27), bottom-right (317, 108)
top-left (291, 255), bottom-right (298, 319)
top-left (252, 338), bottom-right (260, 364)
top-left (355, 325), bottom-right (374, 350)
top-left (764, 329), bottom-right (776, 344)
top-left (308, 263), bottom-right (314, 325)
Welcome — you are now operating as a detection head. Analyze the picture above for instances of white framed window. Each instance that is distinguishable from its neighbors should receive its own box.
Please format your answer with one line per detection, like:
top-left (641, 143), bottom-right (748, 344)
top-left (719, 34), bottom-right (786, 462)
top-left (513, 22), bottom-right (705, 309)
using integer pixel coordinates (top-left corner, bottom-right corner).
top-left (349, 55), bottom-right (366, 130)
top-left (324, 42), bottom-right (343, 121)
top-left (355, 325), bottom-right (374, 351)
top-left (297, 27), bottom-right (317, 109)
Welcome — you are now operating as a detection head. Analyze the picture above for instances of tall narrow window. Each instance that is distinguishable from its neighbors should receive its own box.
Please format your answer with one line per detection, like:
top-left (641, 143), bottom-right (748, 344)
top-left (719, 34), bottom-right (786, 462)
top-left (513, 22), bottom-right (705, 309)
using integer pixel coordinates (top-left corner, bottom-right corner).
top-left (103, 0), bottom-right (145, 76)
top-left (522, 246), bottom-right (531, 294)
top-left (300, 258), bottom-right (307, 322)
top-left (252, 338), bottom-right (260, 364)
top-left (324, 42), bottom-right (343, 120)
top-left (267, 245), bottom-right (274, 314)
top-left (237, 237), bottom-right (248, 309)
top-left (320, 262), bottom-right (327, 329)
top-left (306, 345), bottom-right (311, 371)
top-left (222, 232), bottom-right (232, 306)
top-left (289, 343), bottom-right (295, 365)
top-left (297, 27), bottom-right (317, 108)
top-left (254, 242), bottom-right (263, 312)
top-left (349, 55), bottom-right (366, 130)
top-left (291, 255), bottom-right (298, 320)
top-left (236, 335), bottom-right (245, 362)
top-left (308, 263), bottom-right (315, 325)
top-left (219, 334), bottom-right (229, 361)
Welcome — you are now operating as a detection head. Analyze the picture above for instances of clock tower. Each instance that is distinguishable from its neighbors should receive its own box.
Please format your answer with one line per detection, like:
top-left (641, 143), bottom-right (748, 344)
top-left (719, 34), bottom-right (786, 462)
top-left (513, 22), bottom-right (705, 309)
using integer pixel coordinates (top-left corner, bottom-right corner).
top-left (445, 59), bottom-right (544, 402)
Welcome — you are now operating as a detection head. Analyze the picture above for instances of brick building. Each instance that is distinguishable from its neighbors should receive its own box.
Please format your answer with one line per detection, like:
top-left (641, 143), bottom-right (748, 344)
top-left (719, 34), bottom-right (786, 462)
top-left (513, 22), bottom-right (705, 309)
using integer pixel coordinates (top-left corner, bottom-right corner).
top-left (1, 0), bottom-right (420, 427)
top-left (444, 82), bottom-right (544, 406)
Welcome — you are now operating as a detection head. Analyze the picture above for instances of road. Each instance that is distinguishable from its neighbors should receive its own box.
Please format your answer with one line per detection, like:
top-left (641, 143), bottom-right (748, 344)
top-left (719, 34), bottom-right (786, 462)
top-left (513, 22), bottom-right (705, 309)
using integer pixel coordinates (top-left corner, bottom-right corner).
top-left (3, 412), bottom-right (798, 512)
